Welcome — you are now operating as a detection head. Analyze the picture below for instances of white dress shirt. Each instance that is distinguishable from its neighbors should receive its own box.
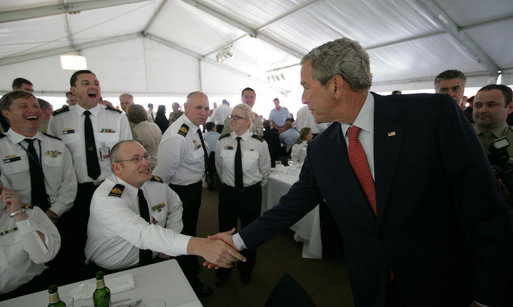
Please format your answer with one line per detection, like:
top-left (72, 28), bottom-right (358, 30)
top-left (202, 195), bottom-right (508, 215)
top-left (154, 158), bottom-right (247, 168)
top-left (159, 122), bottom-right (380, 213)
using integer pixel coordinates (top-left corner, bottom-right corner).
top-left (290, 141), bottom-right (308, 164)
top-left (0, 130), bottom-right (77, 216)
top-left (296, 105), bottom-right (329, 134)
top-left (48, 104), bottom-right (132, 184)
top-left (154, 115), bottom-right (206, 185)
top-left (215, 130), bottom-right (271, 187)
top-left (210, 104), bottom-right (232, 125)
top-left (85, 174), bottom-right (189, 270)
top-left (0, 206), bottom-right (61, 294)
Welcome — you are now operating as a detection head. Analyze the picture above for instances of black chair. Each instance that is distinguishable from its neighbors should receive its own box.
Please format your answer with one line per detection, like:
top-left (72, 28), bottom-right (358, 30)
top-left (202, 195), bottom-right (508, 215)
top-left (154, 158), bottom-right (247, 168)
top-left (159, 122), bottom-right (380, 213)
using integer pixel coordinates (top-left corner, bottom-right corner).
top-left (265, 273), bottom-right (316, 307)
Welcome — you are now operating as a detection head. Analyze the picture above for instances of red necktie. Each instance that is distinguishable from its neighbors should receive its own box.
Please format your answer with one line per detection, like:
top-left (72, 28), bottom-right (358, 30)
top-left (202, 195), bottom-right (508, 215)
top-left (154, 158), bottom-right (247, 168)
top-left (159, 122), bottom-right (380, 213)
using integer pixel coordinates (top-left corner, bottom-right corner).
top-left (347, 126), bottom-right (376, 215)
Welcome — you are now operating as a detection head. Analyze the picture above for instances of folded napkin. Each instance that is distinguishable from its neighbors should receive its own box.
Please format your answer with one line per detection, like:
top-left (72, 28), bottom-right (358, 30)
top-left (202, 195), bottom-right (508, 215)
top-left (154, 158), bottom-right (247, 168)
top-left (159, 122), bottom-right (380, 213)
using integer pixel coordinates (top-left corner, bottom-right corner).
top-left (68, 272), bottom-right (135, 301)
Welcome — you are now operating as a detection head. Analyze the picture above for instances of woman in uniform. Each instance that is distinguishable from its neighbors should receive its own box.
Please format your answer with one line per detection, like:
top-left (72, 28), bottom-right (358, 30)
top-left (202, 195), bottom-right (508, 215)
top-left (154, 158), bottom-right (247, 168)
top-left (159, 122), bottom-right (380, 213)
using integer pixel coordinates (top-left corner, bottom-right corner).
top-left (214, 103), bottom-right (271, 286)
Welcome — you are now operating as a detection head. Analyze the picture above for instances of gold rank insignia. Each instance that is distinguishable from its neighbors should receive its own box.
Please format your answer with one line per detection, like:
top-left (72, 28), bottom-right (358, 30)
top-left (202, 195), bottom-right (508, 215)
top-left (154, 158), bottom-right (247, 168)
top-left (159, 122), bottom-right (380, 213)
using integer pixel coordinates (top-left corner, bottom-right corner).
top-left (21, 204), bottom-right (34, 209)
top-left (108, 184), bottom-right (125, 197)
top-left (178, 124), bottom-right (189, 137)
top-left (151, 175), bottom-right (163, 183)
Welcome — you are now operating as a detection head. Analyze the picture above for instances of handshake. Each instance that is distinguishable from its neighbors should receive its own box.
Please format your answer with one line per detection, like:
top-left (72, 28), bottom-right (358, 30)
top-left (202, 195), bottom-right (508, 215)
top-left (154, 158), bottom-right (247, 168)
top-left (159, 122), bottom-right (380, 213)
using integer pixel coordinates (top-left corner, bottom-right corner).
top-left (187, 228), bottom-right (245, 269)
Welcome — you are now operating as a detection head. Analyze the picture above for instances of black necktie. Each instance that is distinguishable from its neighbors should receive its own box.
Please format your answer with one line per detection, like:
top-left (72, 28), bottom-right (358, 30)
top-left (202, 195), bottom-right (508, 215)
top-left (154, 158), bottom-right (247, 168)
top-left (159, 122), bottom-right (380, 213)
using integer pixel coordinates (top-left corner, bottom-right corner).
top-left (24, 139), bottom-right (49, 211)
top-left (138, 189), bottom-right (153, 266)
top-left (235, 137), bottom-right (243, 191)
top-left (83, 111), bottom-right (101, 180)
top-left (197, 129), bottom-right (208, 167)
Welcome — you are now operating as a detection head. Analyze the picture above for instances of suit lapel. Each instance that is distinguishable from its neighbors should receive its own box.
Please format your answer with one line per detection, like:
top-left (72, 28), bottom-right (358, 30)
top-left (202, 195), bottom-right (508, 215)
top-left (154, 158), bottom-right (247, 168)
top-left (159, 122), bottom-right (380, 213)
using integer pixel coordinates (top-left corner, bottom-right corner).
top-left (373, 93), bottom-right (403, 225)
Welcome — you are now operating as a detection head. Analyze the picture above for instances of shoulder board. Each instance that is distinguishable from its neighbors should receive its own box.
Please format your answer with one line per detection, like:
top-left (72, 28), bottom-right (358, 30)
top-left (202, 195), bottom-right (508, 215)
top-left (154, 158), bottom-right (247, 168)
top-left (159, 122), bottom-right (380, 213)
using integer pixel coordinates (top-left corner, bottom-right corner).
top-left (252, 134), bottom-right (264, 142)
top-left (219, 133), bottom-right (230, 140)
top-left (106, 106), bottom-right (122, 113)
top-left (0, 133), bottom-right (5, 139)
top-left (52, 105), bottom-right (69, 116)
top-left (21, 204), bottom-right (34, 209)
top-left (151, 175), bottom-right (163, 183)
top-left (108, 184), bottom-right (125, 197)
top-left (42, 132), bottom-right (62, 141)
top-left (178, 124), bottom-right (189, 137)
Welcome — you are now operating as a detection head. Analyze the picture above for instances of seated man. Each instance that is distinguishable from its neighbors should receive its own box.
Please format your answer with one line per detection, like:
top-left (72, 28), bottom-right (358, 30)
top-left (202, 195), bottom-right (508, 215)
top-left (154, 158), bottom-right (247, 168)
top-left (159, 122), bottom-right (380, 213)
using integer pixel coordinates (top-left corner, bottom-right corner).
top-left (0, 184), bottom-right (60, 299)
top-left (85, 140), bottom-right (244, 272)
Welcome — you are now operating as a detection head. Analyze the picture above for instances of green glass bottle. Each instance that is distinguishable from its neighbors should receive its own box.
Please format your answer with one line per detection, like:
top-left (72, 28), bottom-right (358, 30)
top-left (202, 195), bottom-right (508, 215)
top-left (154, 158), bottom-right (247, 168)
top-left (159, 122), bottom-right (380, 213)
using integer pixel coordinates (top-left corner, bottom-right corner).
top-left (93, 271), bottom-right (111, 307)
top-left (48, 284), bottom-right (66, 307)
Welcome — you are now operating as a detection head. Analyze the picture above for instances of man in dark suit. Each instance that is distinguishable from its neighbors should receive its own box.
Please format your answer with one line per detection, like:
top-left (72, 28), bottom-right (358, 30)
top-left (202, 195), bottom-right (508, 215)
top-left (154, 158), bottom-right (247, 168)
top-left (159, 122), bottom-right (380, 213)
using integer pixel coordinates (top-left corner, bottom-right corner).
top-left (207, 38), bottom-right (513, 306)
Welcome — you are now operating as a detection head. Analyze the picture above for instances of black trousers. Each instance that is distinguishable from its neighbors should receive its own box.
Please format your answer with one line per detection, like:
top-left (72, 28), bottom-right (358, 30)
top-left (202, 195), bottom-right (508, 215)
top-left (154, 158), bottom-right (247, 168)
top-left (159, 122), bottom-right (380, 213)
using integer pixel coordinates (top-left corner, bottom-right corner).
top-left (169, 181), bottom-right (203, 283)
top-left (47, 182), bottom-right (99, 284)
top-left (217, 184), bottom-right (262, 277)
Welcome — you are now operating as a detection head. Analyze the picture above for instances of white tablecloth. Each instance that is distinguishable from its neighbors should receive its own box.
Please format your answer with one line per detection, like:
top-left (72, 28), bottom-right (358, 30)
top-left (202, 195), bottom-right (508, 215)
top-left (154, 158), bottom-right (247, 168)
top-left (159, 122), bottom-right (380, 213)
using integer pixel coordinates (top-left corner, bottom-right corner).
top-left (0, 259), bottom-right (202, 307)
top-left (263, 165), bottom-right (322, 259)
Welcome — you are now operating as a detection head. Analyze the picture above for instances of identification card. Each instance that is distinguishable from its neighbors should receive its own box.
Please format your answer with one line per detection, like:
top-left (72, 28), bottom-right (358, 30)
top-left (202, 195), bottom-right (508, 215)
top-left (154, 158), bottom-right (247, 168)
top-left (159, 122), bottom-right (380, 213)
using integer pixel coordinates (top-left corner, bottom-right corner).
top-left (99, 144), bottom-right (110, 160)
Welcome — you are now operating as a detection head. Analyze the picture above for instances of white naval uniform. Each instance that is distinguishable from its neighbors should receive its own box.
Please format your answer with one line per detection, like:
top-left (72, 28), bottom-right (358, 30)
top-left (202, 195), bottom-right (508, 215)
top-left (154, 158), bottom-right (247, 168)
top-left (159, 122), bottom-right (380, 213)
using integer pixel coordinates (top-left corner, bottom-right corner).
top-left (47, 104), bottom-right (132, 184)
top-left (0, 206), bottom-right (61, 294)
top-left (290, 141), bottom-right (308, 165)
top-left (0, 130), bottom-right (77, 217)
top-left (215, 130), bottom-right (271, 187)
top-left (85, 174), bottom-right (189, 271)
top-left (154, 114), bottom-right (205, 185)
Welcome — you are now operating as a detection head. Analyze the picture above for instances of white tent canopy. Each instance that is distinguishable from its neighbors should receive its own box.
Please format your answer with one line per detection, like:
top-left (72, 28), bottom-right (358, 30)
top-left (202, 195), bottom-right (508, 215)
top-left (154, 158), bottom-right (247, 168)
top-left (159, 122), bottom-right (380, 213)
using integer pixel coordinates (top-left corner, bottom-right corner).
top-left (1, 0), bottom-right (512, 115)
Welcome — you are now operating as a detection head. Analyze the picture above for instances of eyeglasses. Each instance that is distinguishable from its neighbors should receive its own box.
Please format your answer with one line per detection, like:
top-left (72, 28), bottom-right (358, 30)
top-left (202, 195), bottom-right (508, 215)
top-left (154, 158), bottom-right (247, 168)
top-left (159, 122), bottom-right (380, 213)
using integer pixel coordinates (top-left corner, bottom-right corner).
top-left (115, 154), bottom-right (151, 164)
top-left (229, 115), bottom-right (247, 120)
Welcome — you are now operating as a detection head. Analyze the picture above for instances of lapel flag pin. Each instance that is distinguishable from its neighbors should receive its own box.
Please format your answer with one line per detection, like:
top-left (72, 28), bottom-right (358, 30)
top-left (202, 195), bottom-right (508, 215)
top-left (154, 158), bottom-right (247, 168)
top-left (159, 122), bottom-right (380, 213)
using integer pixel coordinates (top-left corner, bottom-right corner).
top-left (388, 131), bottom-right (396, 137)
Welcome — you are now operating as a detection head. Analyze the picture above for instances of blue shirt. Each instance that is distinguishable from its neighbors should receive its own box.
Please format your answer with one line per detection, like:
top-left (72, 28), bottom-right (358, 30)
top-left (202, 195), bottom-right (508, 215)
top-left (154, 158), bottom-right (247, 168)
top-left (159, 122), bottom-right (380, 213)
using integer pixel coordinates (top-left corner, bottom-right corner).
top-left (204, 131), bottom-right (220, 155)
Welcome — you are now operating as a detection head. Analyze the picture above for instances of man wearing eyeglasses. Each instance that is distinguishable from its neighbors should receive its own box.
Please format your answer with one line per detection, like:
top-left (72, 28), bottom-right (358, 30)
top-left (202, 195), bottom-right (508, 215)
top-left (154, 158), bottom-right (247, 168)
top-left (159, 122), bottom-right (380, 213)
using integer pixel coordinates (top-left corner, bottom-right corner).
top-left (154, 91), bottom-right (213, 296)
top-left (85, 140), bottom-right (245, 272)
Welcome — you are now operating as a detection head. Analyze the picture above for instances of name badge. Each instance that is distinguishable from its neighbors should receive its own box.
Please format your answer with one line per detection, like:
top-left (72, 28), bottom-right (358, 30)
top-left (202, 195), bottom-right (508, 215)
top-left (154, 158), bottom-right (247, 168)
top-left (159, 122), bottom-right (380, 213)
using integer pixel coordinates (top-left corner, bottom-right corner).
top-left (99, 144), bottom-right (110, 160)
top-left (62, 128), bottom-right (75, 134)
top-left (3, 155), bottom-right (21, 163)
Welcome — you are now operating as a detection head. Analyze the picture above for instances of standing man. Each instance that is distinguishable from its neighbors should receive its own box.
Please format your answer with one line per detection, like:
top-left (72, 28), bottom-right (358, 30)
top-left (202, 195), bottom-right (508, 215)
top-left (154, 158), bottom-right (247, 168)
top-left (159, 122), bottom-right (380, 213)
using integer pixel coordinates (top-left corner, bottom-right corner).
top-left (168, 102), bottom-right (184, 125)
top-left (210, 99), bottom-right (232, 133)
top-left (147, 103), bottom-right (155, 122)
top-left (209, 38), bottom-right (513, 306)
top-left (154, 91), bottom-right (212, 297)
top-left (435, 69), bottom-right (466, 110)
top-left (48, 70), bottom-right (132, 281)
top-left (12, 77), bottom-right (34, 93)
top-left (37, 98), bottom-right (53, 133)
top-left (119, 93), bottom-right (134, 113)
top-left (0, 90), bottom-right (76, 224)
top-left (221, 87), bottom-right (263, 136)
top-left (268, 98), bottom-right (292, 131)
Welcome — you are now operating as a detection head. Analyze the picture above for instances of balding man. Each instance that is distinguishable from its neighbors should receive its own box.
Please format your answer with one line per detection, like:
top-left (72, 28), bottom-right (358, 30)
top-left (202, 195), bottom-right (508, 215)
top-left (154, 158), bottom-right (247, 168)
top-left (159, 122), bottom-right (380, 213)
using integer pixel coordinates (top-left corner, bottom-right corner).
top-left (119, 93), bottom-right (134, 113)
top-left (154, 91), bottom-right (212, 296)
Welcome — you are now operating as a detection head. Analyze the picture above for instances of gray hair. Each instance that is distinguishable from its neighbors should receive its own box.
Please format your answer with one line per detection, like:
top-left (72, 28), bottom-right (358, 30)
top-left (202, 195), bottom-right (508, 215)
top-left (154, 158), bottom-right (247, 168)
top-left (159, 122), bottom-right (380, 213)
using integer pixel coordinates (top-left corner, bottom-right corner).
top-left (434, 69), bottom-right (466, 91)
top-left (300, 38), bottom-right (372, 91)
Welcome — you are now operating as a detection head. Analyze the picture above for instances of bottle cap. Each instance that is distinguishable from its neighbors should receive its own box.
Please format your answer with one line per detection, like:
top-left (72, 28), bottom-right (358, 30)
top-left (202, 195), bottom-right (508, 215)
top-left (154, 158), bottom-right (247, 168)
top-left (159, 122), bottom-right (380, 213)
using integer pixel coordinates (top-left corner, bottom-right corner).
top-left (95, 271), bottom-right (104, 280)
top-left (48, 284), bottom-right (58, 294)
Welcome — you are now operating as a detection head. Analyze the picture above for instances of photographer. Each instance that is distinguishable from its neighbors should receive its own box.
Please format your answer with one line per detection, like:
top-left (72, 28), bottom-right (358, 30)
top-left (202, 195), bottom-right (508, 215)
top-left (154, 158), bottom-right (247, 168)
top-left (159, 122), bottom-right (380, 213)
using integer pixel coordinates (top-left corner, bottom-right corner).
top-left (473, 84), bottom-right (513, 212)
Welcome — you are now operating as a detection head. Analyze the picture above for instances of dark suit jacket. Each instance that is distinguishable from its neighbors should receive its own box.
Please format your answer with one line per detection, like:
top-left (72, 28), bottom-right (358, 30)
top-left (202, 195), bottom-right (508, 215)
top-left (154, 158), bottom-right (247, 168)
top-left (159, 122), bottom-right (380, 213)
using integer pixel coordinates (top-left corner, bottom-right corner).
top-left (240, 93), bottom-right (513, 306)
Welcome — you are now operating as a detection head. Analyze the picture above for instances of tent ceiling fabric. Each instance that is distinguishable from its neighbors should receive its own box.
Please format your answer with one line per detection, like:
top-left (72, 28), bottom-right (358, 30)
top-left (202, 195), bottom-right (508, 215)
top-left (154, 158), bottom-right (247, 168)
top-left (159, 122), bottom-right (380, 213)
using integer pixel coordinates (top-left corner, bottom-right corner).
top-left (0, 0), bottom-right (512, 97)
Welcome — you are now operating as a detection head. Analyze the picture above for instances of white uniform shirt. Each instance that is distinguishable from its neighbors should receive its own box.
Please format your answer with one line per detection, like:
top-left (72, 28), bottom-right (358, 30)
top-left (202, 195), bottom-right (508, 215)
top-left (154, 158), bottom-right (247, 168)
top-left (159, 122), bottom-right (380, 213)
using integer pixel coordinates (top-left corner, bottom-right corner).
top-left (296, 105), bottom-right (329, 134)
top-left (154, 115), bottom-right (206, 185)
top-left (47, 104), bottom-right (132, 184)
top-left (0, 130), bottom-right (77, 216)
top-left (0, 206), bottom-right (61, 294)
top-left (290, 141), bottom-right (308, 164)
top-left (85, 174), bottom-right (189, 271)
top-left (215, 130), bottom-right (271, 187)
top-left (210, 104), bottom-right (233, 125)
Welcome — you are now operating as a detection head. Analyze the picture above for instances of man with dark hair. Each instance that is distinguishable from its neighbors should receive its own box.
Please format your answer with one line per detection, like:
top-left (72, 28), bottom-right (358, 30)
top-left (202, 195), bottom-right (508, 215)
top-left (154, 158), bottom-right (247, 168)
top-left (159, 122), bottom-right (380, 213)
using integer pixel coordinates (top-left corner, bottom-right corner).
top-left (208, 38), bottom-right (513, 306)
top-left (221, 87), bottom-right (263, 136)
top-left (391, 90), bottom-right (402, 95)
top-left (48, 69), bottom-right (132, 281)
top-left (147, 103), bottom-right (155, 122)
top-left (269, 98), bottom-right (292, 131)
top-left (12, 77), bottom-right (34, 93)
top-left (434, 69), bottom-right (467, 109)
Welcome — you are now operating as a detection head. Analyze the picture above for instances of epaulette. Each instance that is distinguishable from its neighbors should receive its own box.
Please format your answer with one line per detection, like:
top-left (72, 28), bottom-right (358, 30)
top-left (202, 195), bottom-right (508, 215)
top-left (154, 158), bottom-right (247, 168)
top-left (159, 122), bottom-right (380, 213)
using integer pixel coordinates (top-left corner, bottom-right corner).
top-left (106, 106), bottom-right (122, 113)
top-left (21, 204), bottom-right (34, 209)
top-left (52, 105), bottom-right (69, 116)
top-left (252, 134), bottom-right (264, 142)
top-left (178, 124), bottom-right (189, 137)
top-left (219, 133), bottom-right (230, 140)
top-left (108, 184), bottom-right (125, 197)
top-left (42, 132), bottom-right (62, 141)
top-left (0, 133), bottom-right (5, 139)
top-left (151, 175), bottom-right (163, 183)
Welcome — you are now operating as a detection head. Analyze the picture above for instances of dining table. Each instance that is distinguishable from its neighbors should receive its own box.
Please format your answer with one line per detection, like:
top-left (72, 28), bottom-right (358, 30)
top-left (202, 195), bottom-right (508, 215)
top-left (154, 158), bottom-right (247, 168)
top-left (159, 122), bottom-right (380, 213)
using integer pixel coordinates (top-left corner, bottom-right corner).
top-left (0, 259), bottom-right (202, 307)
top-left (262, 164), bottom-right (322, 259)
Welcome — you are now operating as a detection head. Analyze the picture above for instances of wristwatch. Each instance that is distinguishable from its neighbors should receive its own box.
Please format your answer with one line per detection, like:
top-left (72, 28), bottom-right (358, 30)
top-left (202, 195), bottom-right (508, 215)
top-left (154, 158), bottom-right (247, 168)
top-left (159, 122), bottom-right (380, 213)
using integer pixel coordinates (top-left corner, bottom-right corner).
top-left (9, 208), bottom-right (26, 217)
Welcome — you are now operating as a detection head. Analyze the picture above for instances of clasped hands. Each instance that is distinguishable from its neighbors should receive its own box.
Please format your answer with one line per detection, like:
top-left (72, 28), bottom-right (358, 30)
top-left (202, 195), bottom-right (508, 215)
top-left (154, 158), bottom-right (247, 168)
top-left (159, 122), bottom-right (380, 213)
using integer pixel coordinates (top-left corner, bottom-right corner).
top-left (196, 228), bottom-right (244, 270)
